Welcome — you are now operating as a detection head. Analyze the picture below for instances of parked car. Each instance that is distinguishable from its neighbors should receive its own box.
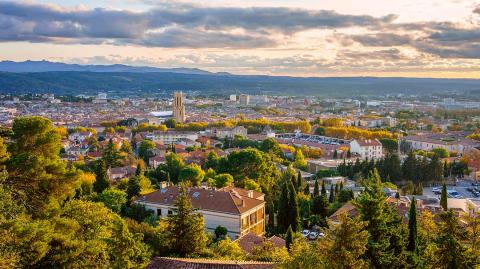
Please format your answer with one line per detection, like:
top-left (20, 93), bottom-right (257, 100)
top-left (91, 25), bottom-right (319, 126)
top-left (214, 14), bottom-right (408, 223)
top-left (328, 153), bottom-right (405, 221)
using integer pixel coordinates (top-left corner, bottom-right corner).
top-left (307, 232), bottom-right (319, 240)
top-left (301, 230), bottom-right (310, 238)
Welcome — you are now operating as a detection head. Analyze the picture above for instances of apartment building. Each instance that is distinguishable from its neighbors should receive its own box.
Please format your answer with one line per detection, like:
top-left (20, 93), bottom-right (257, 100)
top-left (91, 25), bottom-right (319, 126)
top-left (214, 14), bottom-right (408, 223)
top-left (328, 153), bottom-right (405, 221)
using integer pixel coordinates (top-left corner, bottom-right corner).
top-left (349, 139), bottom-right (383, 160)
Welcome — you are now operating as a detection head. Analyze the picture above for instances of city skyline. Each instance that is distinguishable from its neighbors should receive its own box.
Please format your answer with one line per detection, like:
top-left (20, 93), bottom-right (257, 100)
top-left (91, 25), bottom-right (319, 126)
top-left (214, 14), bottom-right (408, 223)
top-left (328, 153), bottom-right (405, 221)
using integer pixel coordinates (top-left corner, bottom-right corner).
top-left (0, 0), bottom-right (480, 78)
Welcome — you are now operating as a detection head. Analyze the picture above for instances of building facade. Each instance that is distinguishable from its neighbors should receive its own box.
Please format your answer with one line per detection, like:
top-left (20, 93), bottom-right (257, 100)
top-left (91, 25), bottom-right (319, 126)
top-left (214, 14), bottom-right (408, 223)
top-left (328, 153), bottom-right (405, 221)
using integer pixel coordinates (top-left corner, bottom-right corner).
top-left (349, 139), bottom-right (383, 160)
top-left (135, 186), bottom-right (265, 239)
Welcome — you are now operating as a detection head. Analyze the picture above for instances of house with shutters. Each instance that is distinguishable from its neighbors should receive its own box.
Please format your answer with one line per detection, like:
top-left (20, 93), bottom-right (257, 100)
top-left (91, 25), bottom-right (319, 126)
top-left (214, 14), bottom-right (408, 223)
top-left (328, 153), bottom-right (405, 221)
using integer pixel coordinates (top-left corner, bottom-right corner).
top-left (135, 186), bottom-right (265, 239)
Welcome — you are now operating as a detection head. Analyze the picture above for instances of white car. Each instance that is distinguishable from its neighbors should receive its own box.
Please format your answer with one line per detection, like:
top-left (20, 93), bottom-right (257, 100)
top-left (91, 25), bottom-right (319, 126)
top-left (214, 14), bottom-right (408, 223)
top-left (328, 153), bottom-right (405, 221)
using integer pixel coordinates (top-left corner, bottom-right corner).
top-left (307, 232), bottom-right (319, 240)
top-left (301, 230), bottom-right (310, 238)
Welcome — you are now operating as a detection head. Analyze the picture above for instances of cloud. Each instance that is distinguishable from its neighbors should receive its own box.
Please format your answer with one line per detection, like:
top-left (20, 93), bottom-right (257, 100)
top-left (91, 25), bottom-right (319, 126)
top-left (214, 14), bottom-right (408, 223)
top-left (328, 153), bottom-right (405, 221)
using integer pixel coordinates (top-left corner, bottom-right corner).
top-left (349, 33), bottom-right (413, 46)
top-left (0, 1), bottom-right (396, 48)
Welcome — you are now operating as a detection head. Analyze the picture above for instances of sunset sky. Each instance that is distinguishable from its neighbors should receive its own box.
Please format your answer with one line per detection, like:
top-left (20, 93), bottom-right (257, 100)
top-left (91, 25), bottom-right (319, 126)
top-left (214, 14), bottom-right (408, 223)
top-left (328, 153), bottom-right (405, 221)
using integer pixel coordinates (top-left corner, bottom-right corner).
top-left (1, 0), bottom-right (480, 77)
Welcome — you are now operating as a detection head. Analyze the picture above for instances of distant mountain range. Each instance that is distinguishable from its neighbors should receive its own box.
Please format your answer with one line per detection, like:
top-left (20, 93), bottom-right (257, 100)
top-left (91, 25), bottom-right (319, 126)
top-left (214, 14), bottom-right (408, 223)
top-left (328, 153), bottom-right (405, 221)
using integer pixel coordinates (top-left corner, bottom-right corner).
top-left (0, 60), bottom-right (216, 75)
top-left (0, 61), bottom-right (479, 97)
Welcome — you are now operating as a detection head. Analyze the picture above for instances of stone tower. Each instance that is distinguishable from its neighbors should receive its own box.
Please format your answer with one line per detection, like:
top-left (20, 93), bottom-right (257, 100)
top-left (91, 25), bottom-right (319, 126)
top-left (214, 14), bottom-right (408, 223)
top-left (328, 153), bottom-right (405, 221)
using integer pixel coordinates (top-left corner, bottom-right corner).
top-left (173, 91), bottom-right (186, 123)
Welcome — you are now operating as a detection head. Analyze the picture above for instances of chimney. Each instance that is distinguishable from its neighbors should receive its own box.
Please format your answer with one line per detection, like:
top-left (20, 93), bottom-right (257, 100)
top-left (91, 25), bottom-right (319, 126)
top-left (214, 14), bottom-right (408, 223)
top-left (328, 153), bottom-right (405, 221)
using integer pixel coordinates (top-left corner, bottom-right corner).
top-left (247, 190), bottom-right (253, 198)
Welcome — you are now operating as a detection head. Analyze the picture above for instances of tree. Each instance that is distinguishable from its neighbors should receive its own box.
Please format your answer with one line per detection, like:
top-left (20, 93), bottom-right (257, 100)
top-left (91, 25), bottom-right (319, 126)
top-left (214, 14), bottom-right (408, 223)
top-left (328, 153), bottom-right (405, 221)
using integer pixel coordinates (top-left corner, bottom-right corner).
top-left (244, 178), bottom-right (262, 192)
top-left (313, 179), bottom-right (320, 197)
top-left (166, 185), bottom-right (208, 256)
top-left (311, 194), bottom-right (329, 218)
top-left (267, 199), bottom-right (275, 232)
top-left (277, 181), bottom-right (290, 233)
top-left (317, 214), bottom-right (369, 269)
top-left (211, 237), bottom-right (246, 260)
top-left (138, 140), bottom-right (156, 164)
top-left (347, 149), bottom-right (352, 158)
top-left (286, 225), bottom-right (293, 250)
top-left (179, 163), bottom-right (205, 186)
top-left (407, 197), bottom-right (418, 253)
top-left (293, 149), bottom-right (307, 170)
top-left (205, 151), bottom-right (219, 170)
top-left (296, 171), bottom-right (302, 191)
top-left (217, 148), bottom-right (279, 192)
top-left (135, 163), bottom-right (142, 176)
top-left (329, 185), bottom-right (335, 203)
top-left (103, 139), bottom-right (122, 168)
top-left (432, 148), bottom-right (450, 158)
top-left (156, 153), bottom-right (185, 183)
top-left (5, 116), bottom-right (77, 216)
top-left (353, 169), bottom-right (407, 268)
top-left (97, 189), bottom-right (128, 213)
top-left (431, 210), bottom-right (478, 268)
top-left (260, 138), bottom-right (282, 156)
top-left (333, 150), bottom-right (338, 159)
top-left (321, 180), bottom-right (327, 196)
top-left (120, 141), bottom-right (133, 154)
top-left (94, 160), bottom-right (110, 194)
top-left (126, 176), bottom-right (141, 200)
top-left (214, 225), bottom-right (228, 240)
top-left (214, 173), bottom-right (234, 188)
top-left (287, 180), bottom-right (300, 232)
top-left (440, 183), bottom-right (448, 211)
top-left (304, 183), bottom-right (310, 195)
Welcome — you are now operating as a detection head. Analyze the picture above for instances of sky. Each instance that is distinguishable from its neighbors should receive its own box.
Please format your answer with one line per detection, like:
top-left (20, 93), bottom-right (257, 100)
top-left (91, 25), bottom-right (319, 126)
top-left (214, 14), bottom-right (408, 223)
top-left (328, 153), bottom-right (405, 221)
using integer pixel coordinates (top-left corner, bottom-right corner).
top-left (1, 0), bottom-right (480, 78)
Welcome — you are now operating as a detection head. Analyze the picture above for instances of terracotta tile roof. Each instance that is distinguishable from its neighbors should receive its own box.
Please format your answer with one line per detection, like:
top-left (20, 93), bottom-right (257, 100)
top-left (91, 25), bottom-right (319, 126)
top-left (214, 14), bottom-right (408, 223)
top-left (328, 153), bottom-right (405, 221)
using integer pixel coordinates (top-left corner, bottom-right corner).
top-left (147, 257), bottom-right (275, 269)
top-left (328, 202), bottom-right (358, 222)
top-left (354, 139), bottom-right (382, 147)
top-left (235, 233), bottom-right (285, 254)
top-left (219, 186), bottom-right (264, 200)
top-left (137, 186), bottom-right (265, 215)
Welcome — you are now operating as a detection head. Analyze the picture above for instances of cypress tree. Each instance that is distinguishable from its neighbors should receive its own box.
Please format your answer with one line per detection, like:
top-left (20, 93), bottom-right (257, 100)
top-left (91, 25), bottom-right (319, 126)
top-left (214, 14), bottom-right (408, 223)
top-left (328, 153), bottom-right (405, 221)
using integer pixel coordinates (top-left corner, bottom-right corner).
top-left (285, 225), bottom-right (293, 250)
top-left (291, 175), bottom-right (298, 193)
top-left (297, 171), bottom-right (302, 190)
top-left (407, 197), bottom-right (418, 253)
top-left (304, 183), bottom-right (310, 195)
top-left (329, 184), bottom-right (335, 203)
top-left (334, 183), bottom-right (339, 198)
top-left (321, 180), bottom-right (327, 196)
top-left (267, 199), bottom-right (275, 231)
top-left (347, 149), bottom-right (352, 158)
top-left (287, 180), bottom-right (300, 231)
top-left (339, 181), bottom-right (344, 191)
top-left (313, 179), bottom-right (320, 197)
top-left (333, 150), bottom-right (338, 159)
top-left (277, 181), bottom-right (290, 233)
top-left (93, 159), bottom-right (110, 193)
top-left (135, 163), bottom-right (142, 176)
top-left (440, 183), bottom-right (448, 211)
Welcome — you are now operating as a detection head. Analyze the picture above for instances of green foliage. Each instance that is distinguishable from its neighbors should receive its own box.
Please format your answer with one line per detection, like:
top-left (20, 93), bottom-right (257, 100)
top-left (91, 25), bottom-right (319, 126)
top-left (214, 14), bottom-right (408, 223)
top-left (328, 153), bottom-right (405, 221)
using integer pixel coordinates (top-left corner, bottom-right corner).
top-left (293, 149), bottom-right (307, 171)
top-left (380, 138), bottom-right (398, 154)
top-left (4, 116), bottom-right (78, 216)
top-left (214, 173), bottom-right (233, 188)
top-left (407, 197), bottom-right (418, 253)
top-left (97, 189), bottom-right (128, 213)
top-left (216, 148), bottom-right (279, 193)
top-left (103, 139), bottom-right (122, 168)
top-left (214, 225), bottom-right (228, 240)
top-left (441, 183), bottom-right (448, 211)
top-left (313, 179), bottom-right (319, 197)
top-left (166, 185), bottom-right (208, 257)
top-left (156, 153), bottom-right (185, 183)
top-left (138, 140), bottom-right (156, 164)
top-left (432, 148), bottom-right (450, 158)
top-left (126, 176), bottom-right (142, 201)
top-left (285, 225), bottom-right (293, 250)
top-left (353, 169), bottom-right (407, 268)
top-left (179, 163), bottom-right (205, 187)
top-left (244, 178), bottom-right (262, 192)
top-left (211, 237), bottom-right (246, 260)
top-left (94, 160), bottom-right (110, 194)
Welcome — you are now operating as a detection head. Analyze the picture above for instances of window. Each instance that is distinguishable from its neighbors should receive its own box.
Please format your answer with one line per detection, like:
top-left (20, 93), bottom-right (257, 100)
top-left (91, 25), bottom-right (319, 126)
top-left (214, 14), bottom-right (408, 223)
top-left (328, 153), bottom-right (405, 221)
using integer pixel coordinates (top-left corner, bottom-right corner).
top-left (157, 209), bottom-right (162, 216)
top-left (168, 210), bottom-right (173, 215)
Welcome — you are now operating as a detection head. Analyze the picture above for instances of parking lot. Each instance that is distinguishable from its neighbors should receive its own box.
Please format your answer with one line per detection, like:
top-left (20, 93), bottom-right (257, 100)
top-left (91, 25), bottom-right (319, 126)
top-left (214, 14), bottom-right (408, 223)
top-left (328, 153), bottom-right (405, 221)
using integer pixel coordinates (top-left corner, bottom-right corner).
top-left (423, 179), bottom-right (480, 199)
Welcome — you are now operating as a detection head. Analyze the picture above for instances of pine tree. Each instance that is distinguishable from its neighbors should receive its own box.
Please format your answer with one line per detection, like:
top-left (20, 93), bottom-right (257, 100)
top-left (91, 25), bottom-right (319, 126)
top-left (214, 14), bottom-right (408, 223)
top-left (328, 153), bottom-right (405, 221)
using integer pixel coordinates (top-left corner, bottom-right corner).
top-left (407, 197), bottom-right (418, 253)
top-left (313, 179), bottom-right (320, 197)
top-left (353, 169), bottom-right (407, 268)
top-left (94, 160), bottom-right (110, 193)
top-left (321, 180), bottom-right (327, 196)
top-left (285, 225), bottom-right (293, 250)
top-left (167, 185), bottom-right (208, 256)
top-left (440, 183), bottom-right (448, 211)
top-left (102, 138), bottom-right (121, 168)
top-left (329, 185), bottom-right (335, 203)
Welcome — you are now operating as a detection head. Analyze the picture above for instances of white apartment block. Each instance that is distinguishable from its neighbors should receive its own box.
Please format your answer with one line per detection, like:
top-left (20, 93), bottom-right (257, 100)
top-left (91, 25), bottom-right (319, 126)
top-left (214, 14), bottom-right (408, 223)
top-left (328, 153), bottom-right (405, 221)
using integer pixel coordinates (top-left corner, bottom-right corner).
top-left (349, 139), bottom-right (384, 160)
top-left (143, 131), bottom-right (198, 144)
